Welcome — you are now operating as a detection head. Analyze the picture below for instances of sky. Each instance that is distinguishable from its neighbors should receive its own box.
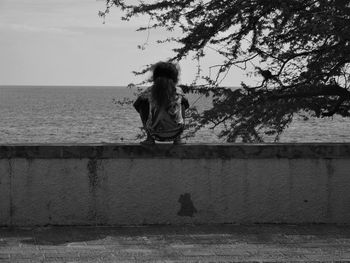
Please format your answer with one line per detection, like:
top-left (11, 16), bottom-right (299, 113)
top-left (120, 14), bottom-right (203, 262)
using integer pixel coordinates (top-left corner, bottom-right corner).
top-left (0, 0), bottom-right (255, 86)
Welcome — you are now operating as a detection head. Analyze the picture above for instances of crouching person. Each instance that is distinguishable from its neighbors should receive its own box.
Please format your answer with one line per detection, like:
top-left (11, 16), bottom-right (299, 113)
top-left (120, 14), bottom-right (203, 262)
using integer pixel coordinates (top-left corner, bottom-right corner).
top-left (133, 61), bottom-right (189, 145)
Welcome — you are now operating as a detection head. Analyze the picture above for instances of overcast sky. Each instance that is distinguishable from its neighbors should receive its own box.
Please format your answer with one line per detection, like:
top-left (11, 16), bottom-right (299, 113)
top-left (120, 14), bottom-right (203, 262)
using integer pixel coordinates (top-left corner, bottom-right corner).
top-left (0, 0), bottom-right (254, 86)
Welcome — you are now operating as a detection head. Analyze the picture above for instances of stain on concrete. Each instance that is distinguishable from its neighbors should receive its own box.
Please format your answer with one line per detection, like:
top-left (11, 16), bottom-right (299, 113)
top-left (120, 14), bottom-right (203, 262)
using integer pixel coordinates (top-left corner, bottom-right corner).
top-left (325, 160), bottom-right (334, 220)
top-left (87, 210), bottom-right (108, 225)
top-left (87, 158), bottom-right (106, 225)
top-left (177, 193), bottom-right (197, 217)
top-left (87, 158), bottom-right (100, 190)
top-left (47, 201), bottom-right (52, 222)
top-left (87, 158), bottom-right (99, 225)
top-left (87, 210), bottom-right (97, 223)
top-left (7, 158), bottom-right (14, 225)
top-left (326, 160), bottom-right (335, 175)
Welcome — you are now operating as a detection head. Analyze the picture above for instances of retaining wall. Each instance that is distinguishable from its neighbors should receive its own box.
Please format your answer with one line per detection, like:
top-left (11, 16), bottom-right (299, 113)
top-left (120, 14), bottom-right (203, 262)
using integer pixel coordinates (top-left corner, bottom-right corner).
top-left (0, 143), bottom-right (349, 226)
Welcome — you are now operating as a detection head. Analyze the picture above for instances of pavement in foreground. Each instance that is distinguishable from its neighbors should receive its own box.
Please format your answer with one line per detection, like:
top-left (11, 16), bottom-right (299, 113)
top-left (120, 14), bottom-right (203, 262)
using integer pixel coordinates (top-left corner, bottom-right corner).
top-left (1, 224), bottom-right (350, 262)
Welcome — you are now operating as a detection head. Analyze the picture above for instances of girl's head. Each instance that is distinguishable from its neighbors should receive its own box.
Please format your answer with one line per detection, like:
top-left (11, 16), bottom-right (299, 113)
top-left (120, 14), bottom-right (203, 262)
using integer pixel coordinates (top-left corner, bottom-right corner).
top-left (152, 61), bottom-right (179, 84)
top-left (151, 61), bottom-right (180, 107)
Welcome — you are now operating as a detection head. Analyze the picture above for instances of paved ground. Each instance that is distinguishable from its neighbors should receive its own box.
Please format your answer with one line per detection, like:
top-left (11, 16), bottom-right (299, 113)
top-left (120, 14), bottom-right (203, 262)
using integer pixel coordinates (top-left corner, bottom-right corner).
top-left (1, 224), bottom-right (350, 262)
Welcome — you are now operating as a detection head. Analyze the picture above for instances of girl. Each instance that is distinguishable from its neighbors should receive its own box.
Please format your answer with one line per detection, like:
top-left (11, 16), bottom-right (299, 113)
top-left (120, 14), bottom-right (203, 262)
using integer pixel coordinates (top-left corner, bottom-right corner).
top-left (133, 62), bottom-right (189, 145)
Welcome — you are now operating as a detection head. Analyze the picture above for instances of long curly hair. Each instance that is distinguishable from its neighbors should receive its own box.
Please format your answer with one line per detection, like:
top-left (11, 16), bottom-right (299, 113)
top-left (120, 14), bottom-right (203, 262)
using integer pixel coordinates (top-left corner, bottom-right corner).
top-left (151, 61), bottom-right (179, 108)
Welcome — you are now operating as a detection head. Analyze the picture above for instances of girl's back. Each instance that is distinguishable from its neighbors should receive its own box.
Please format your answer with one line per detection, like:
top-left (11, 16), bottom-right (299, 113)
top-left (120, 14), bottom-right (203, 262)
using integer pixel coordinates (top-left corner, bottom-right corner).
top-left (133, 61), bottom-right (188, 144)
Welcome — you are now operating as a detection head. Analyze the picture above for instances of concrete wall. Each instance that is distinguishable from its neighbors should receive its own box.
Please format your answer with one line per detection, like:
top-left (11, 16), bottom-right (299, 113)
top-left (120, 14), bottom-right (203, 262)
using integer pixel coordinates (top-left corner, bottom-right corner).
top-left (0, 144), bottom-right (349, 226)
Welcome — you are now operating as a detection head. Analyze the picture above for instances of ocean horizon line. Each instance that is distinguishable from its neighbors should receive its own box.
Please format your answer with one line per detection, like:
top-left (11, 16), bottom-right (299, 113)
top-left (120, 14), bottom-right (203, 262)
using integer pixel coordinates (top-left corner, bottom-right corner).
top-left (0, 84), bottom-right (240, 89)
top-left (0, 85), bottom-right (128, 88)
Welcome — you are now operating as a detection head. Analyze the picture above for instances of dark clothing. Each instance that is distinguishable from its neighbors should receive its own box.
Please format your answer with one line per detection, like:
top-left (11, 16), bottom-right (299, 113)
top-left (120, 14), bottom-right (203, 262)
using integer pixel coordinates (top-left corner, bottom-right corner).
top-left (133, 87), bottom-right (189, 141)
top-left (134, 96), bottom-right (189, 126)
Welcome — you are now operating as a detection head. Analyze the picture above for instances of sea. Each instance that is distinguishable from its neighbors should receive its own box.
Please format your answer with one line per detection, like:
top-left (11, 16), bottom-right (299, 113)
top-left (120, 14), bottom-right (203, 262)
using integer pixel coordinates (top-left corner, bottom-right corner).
top-left (0, 85), bottom-right (349, 144)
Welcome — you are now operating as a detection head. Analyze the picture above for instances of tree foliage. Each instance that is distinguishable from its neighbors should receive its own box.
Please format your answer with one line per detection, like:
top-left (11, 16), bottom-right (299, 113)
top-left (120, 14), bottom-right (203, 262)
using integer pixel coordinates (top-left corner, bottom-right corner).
top-left (102, 0), bottom-right (350, 142)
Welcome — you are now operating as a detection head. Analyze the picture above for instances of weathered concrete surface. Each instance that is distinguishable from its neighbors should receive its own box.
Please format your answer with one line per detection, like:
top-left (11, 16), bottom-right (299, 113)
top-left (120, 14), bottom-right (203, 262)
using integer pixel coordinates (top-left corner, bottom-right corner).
top-left (0, 160), bottom-right (11, 226)
top-left (1, 225), bottom-right (350, 262)
top-left (0, 143), bottom-right (350, 159)
top-left (0, 144), bottom-right (350, 226)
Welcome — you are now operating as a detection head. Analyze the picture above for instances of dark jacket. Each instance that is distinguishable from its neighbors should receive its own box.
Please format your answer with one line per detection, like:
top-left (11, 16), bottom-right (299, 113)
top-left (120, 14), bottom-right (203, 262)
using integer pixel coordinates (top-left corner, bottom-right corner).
top-left (133, 88), bottom-right (189, 126)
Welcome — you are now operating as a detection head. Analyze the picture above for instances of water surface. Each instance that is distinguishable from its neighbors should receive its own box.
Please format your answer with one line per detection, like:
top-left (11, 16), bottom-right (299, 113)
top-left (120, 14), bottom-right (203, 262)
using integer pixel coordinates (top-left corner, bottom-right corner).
top-left (0, 86), bottom-right (349, 143)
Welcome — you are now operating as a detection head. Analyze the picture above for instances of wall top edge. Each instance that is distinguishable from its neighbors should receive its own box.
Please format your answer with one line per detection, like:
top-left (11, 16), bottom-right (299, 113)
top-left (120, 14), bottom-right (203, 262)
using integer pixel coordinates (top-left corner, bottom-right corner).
top-left (0, 143), bottom-right (349, 159)
top-left (1, 143), bottom-right (350, 146)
